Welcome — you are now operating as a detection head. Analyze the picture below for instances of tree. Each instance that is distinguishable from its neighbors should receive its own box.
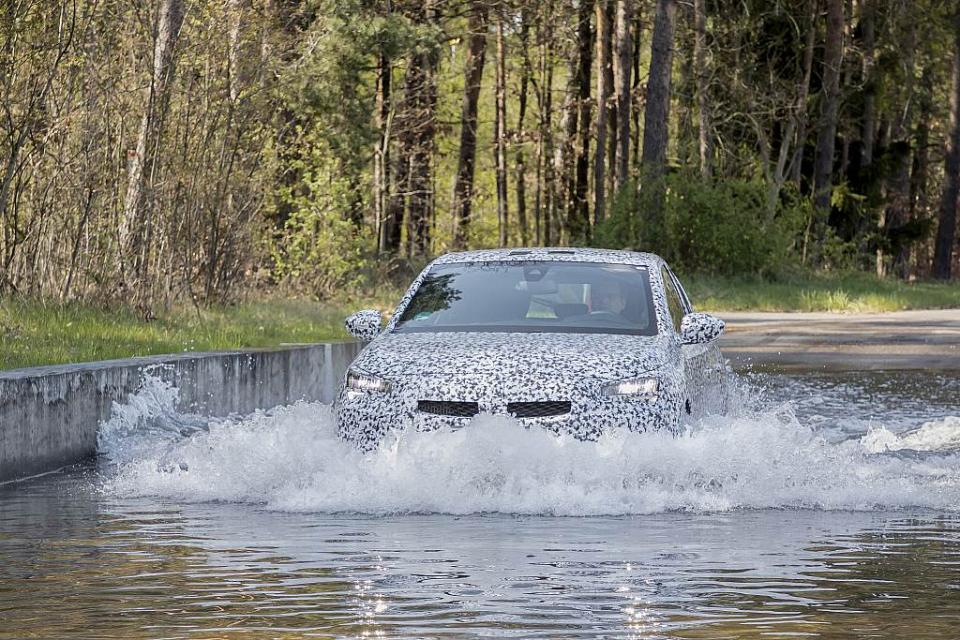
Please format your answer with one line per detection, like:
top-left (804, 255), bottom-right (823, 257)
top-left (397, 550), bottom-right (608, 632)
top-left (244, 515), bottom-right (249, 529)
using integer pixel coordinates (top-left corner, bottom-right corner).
top-left (811, 0), bottom-right (844, 239)
top-left (571, 0), bottom-right (593, 243)
top-left (640, 0), bottom-right (677, 239)
top-left (860, 0), bottom-right (876, 169)
top-left (613, 0), bottom-right (634, 189)
top-left (593, 0), bottom-right (613, 225)
top-left (934, 8), bottom-right (960, 279)
top-left (452, 2), bottom-right (489, 249)
top-left (494, 7), bottom-right (509, 247)
top-left (641, 0), bottom-right (677, 177)
top-left (119, 0), bottom-right (185, 304)
top-left (514, 4), bottom-right (532, 245)
top-left (692, 0), bottom-right (711, 177)
top-left (374, 2), bottom-right (393, 255)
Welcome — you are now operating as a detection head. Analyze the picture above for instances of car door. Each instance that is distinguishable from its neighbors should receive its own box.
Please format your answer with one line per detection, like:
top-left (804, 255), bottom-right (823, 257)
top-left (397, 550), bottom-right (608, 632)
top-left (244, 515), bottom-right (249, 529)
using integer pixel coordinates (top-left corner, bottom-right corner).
top-left (660, 265), bottom-right (725, 417)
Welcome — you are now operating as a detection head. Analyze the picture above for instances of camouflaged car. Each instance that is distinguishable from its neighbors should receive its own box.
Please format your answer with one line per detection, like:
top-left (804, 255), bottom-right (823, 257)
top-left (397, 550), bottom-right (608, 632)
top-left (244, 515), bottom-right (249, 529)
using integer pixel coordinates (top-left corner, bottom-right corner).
top-left (336, 248), bottom-right (727, 450)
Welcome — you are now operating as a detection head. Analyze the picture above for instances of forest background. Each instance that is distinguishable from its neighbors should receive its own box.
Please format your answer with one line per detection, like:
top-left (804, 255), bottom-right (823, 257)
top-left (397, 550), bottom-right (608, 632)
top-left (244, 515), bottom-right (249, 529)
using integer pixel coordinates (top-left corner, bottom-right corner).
top-left (2, 0), bottom-right (960, 366)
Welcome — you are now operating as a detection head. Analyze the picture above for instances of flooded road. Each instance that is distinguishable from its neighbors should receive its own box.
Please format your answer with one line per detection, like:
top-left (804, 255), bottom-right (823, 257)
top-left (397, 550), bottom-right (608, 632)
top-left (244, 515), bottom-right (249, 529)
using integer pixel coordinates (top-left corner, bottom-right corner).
top-left (2, 369), bottom-right (959, 638)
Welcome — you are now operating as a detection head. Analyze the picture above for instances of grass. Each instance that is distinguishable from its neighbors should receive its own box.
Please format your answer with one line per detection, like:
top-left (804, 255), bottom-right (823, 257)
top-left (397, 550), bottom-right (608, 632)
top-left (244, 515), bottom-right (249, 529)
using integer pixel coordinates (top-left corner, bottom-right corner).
top-left (0, 297), bottom-right (366, 371)
top-left (1, 271), bottom-right (957, 370)
top-left (685, 271), bottom-right (960, 313)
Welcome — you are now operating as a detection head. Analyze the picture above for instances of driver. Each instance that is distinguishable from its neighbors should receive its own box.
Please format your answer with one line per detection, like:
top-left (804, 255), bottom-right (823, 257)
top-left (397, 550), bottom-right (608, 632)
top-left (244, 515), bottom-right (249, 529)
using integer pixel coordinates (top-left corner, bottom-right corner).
top-left (591, 281), bottom-right (627, 316)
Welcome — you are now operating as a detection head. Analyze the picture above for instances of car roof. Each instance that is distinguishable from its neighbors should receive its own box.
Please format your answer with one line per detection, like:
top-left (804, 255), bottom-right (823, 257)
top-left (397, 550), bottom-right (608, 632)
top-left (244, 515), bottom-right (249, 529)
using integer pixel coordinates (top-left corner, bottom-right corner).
top-left (432, 247), bottom-right (663, 268)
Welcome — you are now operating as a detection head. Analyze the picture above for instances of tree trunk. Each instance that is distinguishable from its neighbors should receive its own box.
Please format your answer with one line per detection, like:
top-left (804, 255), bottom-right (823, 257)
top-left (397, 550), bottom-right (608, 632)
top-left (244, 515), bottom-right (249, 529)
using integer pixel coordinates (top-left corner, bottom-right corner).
top-left (605, 0), bottom-right (617, 204)
top-left (631, 6), bottom-right (643, 170)
top-left (515, 7), bottom-right (531, 246)
top-left (387, 2), bottom-right (436, 256)
top-left (557, 39), bottom-right (579, 240)
top-left (791, 0), bottom-right (818, 186)
top-left (386, 143), bottom-right (407, 255)
top-left (768, 5), bottom-right (817, 220)
top-left (880, 8), bottom-right (917, 277)
top-left (594, 0), bottom-right (612, 225)
top-left (640, 0), bottom-right (677, 177)
top-left (452, 2), bottom-right (489, 249)
top-left (910, 66), bottom-right (934, 273)
top-left (613, 0), bottom-right (633, 190)
top-left (812, 0), bottom-right (844, 234)
top-left (934, 12), bottom-right (960, 280)
top-left (572, 0), bottom-right (594, 243)
top-left (406, 40), bottom-right (439, 256)
top-left (536, 2), bottom-right (556, 245)
top-left (692, 0), bottom-right (711, 177)
top-left (494, 11), bottom-right (509, 247)
top-left (375, 46), bottom-right (392, 254)
top-left (640, 0), bottom-right (677, 240)
top-left (120, 0), bottom-right (186, 302)
top-left (860, 0), bottom-right (876, 168)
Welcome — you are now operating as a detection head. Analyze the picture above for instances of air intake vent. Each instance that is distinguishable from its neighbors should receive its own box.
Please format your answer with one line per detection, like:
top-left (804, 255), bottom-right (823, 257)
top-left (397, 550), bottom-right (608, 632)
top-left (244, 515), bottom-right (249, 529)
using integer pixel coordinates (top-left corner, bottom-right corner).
top-left (507, 401), bottom-right (572, 418)
top-left (508, 250), bottom-right (532, 255)
top-left (417, 400), bottom-right (479, 418)
top-left (547, 250), bottom-right (575, 255)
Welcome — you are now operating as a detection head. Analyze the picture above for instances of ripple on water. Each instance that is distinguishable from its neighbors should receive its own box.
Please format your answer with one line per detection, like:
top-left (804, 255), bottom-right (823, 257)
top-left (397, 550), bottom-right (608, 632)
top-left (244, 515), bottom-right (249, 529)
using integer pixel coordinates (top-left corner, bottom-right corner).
top-left (1, 369), bottom-right (959, 638)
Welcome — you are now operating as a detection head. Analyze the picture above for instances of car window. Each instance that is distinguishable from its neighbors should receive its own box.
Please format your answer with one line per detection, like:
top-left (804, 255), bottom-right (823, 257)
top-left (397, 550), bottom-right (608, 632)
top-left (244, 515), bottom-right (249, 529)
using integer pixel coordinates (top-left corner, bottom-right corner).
top-left (666, 266), bottom-right (693, 312)
top-left (660, 267), bottom-right (685, 334)
top-left (394, 261), bottom-right (658, 336)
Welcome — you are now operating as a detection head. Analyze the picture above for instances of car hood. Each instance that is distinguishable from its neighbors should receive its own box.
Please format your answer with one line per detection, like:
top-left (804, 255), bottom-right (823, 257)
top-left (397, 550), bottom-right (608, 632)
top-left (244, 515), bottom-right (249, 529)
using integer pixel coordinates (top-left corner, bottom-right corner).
top-left (352, 331), bottom-right (674, 380)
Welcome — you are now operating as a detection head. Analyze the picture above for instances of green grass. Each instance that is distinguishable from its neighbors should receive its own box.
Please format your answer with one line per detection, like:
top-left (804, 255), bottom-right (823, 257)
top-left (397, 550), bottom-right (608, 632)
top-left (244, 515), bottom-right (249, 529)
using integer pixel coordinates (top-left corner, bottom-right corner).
top-left (686, 272), bottom-right (960, 313)
top-left (2, 271), bottom-right (958, 370)
top-left (0, 297), bottom-right (370, 371)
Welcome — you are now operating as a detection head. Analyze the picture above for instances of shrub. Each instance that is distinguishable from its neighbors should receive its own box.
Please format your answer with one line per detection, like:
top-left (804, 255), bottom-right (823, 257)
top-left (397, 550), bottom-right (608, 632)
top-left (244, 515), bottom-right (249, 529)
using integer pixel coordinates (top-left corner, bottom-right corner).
top-left (268, 141), bottom-right (372, 300)
top-left (595, 173), bottom-right (803, 276)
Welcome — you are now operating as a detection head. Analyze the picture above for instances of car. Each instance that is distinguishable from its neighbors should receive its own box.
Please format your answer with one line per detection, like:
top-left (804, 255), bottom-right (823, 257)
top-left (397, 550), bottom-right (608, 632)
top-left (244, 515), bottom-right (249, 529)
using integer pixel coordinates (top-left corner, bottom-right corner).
top-left (336, 248), bottom-right (727, 450)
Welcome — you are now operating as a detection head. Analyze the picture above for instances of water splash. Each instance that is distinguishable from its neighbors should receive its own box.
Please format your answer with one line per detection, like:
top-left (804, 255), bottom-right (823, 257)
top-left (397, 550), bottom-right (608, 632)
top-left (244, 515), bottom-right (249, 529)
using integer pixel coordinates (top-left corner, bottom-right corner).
top-left (99, 373), bottom-right (960, 515)
top-left (862, 416), bottom-right (960, 453)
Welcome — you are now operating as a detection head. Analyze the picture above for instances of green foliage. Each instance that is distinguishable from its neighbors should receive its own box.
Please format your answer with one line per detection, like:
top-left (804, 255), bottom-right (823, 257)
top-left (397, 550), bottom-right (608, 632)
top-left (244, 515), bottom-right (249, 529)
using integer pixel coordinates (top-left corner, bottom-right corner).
top-left (596, 174), bottom-right (804, 276)
top-left (269, 144), bottom-right (372, 299)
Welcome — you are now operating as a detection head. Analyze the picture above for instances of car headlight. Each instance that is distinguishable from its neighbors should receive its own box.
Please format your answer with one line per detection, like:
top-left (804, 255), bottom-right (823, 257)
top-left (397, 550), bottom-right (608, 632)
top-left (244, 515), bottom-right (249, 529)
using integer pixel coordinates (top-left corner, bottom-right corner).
top-left (601, 376), bottom-right (659, 398)
top-left (345, 369), bottom-right (392, 394)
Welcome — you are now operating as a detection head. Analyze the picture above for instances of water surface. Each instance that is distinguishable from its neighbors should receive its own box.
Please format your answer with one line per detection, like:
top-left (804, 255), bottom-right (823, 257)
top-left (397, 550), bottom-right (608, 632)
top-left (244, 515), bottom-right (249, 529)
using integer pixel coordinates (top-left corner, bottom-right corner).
top-left (2, 369), bottom-right (959, 638)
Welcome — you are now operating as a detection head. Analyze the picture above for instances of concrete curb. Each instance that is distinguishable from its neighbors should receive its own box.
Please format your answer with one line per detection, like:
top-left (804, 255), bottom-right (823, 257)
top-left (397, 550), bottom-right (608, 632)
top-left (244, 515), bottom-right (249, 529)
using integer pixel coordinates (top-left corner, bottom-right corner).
top-left (0, 342), bottom-right (364, 483)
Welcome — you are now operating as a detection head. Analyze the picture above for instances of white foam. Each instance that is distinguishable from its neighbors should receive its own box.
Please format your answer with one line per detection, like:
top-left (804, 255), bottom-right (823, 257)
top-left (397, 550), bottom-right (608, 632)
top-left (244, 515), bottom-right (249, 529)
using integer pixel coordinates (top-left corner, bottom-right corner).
top-left (99, 374), bottom-right (960, 515)
top-left (861, 416), bottom-right (960, 453)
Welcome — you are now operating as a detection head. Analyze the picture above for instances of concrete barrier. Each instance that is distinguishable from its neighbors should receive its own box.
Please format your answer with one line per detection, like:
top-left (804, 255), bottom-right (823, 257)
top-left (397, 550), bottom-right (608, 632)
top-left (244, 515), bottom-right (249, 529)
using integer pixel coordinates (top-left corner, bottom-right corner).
top-left (0, 342), bottom-right (364, 483)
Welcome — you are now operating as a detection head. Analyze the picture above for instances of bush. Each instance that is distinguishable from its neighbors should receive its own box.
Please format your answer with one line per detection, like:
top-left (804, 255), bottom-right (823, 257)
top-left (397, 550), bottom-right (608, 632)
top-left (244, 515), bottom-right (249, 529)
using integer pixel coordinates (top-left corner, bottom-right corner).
top-left (595, 173), bottom-right (804, 276)
top-left (268, 141), bottom-right (372, 299)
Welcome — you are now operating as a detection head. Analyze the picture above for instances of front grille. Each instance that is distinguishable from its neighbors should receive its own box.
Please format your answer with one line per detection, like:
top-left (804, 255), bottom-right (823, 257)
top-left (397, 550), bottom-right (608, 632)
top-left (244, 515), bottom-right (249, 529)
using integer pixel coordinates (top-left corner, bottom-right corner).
top-left (507, 401), bottom-right (572, 419)
top-left (417, 400), bottom-right (479, 418)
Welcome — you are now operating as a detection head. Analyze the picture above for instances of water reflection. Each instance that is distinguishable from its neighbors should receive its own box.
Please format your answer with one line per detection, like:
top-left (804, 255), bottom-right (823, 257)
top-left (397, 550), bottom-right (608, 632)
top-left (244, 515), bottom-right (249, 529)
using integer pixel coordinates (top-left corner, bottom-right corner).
top-left (3, 369), bottom-right (960, 638)
top-left (2, 472), bottom-right (960, 638)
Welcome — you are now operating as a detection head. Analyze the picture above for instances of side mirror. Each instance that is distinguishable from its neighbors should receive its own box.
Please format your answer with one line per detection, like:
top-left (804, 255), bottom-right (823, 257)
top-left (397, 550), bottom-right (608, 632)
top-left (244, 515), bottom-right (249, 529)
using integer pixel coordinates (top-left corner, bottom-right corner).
top-left (680, 312), bottom-right (724, 345)
top-left (345, 309), bottom-right (383, 341)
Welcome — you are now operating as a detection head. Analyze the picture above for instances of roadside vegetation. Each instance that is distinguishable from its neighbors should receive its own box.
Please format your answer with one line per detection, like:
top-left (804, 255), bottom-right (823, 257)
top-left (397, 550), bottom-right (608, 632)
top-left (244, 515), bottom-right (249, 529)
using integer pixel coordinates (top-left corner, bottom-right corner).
top-left (2, 1), bottom-right (959, 371)
top-left (687, 272), bottom-right (960, 313)
top-left (3, 272), bottom-right (957, 371)
top-left (0, 298), bottom-right (353, 371)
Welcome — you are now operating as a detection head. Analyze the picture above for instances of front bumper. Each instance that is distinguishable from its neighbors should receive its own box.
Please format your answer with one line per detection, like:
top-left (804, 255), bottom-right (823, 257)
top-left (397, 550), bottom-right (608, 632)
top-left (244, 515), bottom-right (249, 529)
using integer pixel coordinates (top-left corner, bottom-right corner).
top-left (334, 372), bottom-right (683, 450)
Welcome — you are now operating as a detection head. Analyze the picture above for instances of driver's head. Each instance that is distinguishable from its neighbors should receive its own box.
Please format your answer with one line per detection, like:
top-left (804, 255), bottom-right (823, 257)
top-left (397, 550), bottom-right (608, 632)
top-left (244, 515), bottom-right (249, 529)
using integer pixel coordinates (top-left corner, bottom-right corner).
top-left (592, 281), bottom-right (626, 314)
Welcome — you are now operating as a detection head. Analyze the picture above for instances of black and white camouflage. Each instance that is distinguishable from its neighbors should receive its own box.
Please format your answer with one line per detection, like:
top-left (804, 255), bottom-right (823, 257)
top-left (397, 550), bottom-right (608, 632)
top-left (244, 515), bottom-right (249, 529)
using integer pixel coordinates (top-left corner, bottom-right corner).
top-left (344, 309), bottom-right (383, 342)
top-left (680, 312), bottom-right (725, 345)
top-left (336, 248), bottom-right (727, 450)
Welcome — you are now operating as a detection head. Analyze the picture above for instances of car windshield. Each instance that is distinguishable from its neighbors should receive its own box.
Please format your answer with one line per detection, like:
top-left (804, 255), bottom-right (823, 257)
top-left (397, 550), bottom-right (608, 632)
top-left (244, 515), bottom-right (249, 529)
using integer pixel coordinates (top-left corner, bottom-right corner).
top-left (394, 261), bottom-right (658, 335)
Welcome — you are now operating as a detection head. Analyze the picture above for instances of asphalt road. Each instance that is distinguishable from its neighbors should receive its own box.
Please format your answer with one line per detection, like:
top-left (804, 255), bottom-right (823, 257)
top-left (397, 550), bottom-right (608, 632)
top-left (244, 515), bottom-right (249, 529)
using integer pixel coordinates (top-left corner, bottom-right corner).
top-left (717, 309), bottom-right (960, 371)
